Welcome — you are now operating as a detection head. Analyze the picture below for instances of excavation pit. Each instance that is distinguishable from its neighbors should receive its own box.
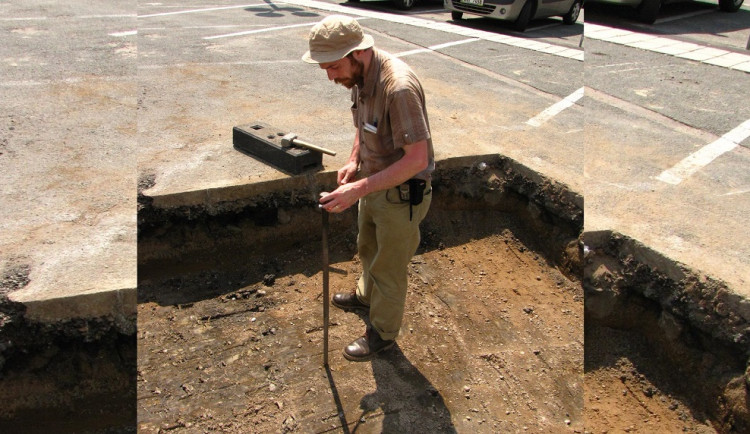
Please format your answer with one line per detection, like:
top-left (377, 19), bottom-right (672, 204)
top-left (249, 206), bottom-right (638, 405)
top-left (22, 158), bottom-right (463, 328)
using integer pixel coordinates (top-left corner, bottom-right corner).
top-left (136, 155), bottom-right (748, 432)
top-left (137, 155), bottom-right (586, 433)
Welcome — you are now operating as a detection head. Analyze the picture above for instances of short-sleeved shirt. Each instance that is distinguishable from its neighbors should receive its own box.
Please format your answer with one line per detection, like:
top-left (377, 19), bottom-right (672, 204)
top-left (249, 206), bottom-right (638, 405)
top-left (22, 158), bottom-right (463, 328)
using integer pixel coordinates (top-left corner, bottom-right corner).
top-left (351, 48), bottom-right (435, 180)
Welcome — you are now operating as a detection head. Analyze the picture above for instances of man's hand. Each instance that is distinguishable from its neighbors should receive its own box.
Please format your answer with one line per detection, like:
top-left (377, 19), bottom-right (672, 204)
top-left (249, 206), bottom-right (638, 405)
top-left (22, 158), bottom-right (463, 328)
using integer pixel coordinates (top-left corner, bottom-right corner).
top-left (320, 180), bottom-right (364, 213)
top-left (337, 161), bottom-right (358, 185)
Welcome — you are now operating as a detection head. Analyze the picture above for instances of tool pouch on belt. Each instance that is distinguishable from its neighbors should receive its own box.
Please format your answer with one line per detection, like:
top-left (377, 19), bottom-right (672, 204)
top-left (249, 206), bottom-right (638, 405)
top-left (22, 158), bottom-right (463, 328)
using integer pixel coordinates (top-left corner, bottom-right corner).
top-left (398, 179), bottom-right (427, 221)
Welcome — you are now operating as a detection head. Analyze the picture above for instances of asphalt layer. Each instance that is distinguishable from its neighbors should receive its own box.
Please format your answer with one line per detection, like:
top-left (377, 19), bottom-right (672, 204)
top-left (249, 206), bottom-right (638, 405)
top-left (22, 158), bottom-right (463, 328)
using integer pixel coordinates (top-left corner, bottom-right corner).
top-left (1, 1), bottom-right (137, 323)
top-left (137, 3), bottom-right (584, 205)
top-left (585, 32), bottom-right (750, 294)
top-left (585, 38), bottom-right (750, 138)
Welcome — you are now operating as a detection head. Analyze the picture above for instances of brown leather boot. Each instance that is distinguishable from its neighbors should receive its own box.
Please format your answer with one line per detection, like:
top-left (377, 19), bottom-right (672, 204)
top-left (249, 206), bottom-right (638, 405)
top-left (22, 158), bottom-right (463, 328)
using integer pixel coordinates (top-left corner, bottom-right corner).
top-left (332, 292), bottom-right (369, 312)
top-left (343, 328), bottom-right (395, 362)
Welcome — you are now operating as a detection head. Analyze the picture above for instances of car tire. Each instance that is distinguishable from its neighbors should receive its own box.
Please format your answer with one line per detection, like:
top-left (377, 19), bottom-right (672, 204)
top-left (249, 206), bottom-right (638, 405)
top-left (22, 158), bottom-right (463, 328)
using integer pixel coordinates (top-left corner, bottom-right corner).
top-left (513, 0), bottom-right (534, 31)
top-left (451, 11), bottom-right (464, 20)
top-left (393, 0), bottom-right (416, 9)
top-left (637, 0), bottom-right (661, 24)
top-left (718, 0), bottom-right (743, 11)
top-left (562, 0), bottom-right (581, 24)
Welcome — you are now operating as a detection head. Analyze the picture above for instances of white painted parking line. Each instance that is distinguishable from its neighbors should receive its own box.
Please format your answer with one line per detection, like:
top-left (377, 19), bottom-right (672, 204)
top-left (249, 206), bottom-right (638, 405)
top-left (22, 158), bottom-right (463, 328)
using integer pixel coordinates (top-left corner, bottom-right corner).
top-left (406, 9), bottom-right (447, 14)
top-left (203, 21), bottom-right (320, 39)
top-left (0, 17), bottom-right (48, 21)
top-left (657, 119), bottom-right (750, 185)
top-left (79, 14), bottom-right (137, 19)
top-left (2, 14), bottom-right (134, 21)
top-left (1, 76), bottom-right (130, 87)
top-left (138, 60), bottom-right (301, 70)
top-left (721, 188), bottom-right (750, 197)
top-left (142, 25), bottom-right (247, 30)
top-left (395, 38), bottom-right (480, 57)
top-left (139, 4), bottom-right (265, 19)
top-left (585, 23), bottom-right (750, 74)
top-left (109, 30), bottom-right (137, 37)
top-left (280, 0), bottom-right (583, 61)
top-left (526, 87), bottom-right (583, 127)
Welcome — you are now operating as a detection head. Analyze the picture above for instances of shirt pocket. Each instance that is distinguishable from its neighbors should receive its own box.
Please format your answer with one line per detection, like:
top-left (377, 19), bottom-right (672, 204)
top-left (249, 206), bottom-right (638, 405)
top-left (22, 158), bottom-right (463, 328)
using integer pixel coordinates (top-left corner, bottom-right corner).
top-left (361, 121), bottom-right (385, 152)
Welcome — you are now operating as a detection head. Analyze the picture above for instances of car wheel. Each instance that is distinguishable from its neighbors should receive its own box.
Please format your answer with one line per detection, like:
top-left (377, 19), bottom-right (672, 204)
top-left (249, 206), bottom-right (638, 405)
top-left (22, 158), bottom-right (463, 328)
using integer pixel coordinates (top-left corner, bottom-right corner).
top-left (637, 0), bottom-right (661, 24)
top-left (718, 0), bottom-right (743, 11)
top-left (452, 11), bottom-right (464, 20)
top-left (562, 0), bottom-right (581, 24)
top-left (393, 0), bottom-right (416, 9)
top-left (513, 0), bottom-right (534, 31)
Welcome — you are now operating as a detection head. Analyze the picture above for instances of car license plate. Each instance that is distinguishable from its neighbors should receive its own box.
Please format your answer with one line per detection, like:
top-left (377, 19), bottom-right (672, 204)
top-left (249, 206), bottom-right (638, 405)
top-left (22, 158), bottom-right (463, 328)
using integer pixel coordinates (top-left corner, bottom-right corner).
top-left (460, 0), bottom-right (484, 5)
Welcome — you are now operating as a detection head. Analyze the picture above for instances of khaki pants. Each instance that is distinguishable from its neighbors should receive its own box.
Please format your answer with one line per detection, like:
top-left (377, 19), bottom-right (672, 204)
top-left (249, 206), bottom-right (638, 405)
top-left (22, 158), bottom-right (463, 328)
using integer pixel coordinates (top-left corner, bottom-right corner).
top-left (355, 183), bottom-right (432, 341)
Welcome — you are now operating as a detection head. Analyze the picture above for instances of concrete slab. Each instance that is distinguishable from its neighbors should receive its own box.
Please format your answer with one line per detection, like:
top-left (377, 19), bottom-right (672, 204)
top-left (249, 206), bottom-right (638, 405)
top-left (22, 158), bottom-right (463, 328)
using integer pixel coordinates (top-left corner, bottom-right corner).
top-left (1, 1), bottom-right (137, 327)
top-left (138, 18), bottom-right (584, 209)
top-left (1, 80), bottom-right (137, 324)
top-left (585, 89), bottom-right (750, 298)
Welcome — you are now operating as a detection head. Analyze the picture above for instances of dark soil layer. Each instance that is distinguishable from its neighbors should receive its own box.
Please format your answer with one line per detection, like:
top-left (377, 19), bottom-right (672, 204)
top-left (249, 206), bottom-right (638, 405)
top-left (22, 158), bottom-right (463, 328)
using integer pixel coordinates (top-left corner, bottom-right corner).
top-left (0, 260), bottom-right (136, 432)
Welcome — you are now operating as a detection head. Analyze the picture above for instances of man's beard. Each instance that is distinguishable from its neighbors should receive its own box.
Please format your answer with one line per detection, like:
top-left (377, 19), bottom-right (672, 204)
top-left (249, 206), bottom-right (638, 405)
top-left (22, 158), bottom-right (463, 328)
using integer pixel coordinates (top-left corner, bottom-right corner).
top-left (335, 57), bottom-right (365, 89)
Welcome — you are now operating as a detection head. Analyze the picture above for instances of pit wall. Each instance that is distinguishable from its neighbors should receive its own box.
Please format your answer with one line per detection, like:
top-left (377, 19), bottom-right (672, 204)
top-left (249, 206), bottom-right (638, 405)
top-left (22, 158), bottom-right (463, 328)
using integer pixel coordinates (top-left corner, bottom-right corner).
top-left (0, 293), bottom-right (136, 431)
top-left (137, 154), bottom-right (584, 283)
top-left (584, 230), bottom-right (750, 432)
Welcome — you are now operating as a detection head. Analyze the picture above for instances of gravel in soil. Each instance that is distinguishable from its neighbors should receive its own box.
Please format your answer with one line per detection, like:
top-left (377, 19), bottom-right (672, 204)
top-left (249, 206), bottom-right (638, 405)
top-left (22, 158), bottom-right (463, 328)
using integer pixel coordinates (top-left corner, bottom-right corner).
top-left (137, 229), bottom-right (583, 433)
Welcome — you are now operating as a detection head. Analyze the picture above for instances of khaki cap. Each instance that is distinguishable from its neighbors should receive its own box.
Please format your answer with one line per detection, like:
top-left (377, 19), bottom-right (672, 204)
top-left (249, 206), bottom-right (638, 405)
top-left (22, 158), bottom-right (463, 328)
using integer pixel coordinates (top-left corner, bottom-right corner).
top-left (302, 15), bottom-right (374, 64)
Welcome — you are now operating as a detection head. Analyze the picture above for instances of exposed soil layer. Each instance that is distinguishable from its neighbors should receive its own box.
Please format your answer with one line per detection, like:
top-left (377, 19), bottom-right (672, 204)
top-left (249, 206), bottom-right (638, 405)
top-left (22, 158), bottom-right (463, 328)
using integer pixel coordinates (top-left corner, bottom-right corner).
top-left (137, 211), bottom-right (584, 433)
top-left (0, 259), bottom-right (136, 432)
top-left (584, 231), bottom-right (750, 433)
top-left (137, 156), bottom-right (583, 282)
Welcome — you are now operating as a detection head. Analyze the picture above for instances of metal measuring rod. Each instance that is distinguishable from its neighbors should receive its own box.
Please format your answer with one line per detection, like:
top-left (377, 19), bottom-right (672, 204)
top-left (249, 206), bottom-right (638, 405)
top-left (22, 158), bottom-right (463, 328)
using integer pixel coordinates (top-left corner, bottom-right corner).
top-left (321, 207), bottom-right (330, 366)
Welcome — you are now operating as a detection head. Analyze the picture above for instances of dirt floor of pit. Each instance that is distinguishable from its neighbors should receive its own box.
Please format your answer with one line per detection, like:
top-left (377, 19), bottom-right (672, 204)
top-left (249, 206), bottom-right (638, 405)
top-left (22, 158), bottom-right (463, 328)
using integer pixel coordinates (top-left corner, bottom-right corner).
top-left (137, 221), bottom-right (585, 433)
top-left (585, 323), bottom-right (721, 434)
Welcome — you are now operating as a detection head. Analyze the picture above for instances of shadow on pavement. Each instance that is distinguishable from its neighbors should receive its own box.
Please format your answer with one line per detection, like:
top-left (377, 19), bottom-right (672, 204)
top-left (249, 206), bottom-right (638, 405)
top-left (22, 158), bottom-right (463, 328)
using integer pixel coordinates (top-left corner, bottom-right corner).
top-left (245, 0), bottom-right (322, 18)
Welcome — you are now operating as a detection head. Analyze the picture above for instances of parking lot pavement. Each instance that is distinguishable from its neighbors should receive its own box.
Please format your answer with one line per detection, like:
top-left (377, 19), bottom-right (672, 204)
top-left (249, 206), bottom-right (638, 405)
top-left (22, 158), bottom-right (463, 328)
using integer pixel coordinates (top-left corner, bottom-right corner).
top-left (585, 90), bottom-right (750, 294)
top-left (137, 2), bottom-right (584, 207)
top-left (1, 2), bottom-right (137, 324)
top-left (584, 30), bottom-right (750, 297)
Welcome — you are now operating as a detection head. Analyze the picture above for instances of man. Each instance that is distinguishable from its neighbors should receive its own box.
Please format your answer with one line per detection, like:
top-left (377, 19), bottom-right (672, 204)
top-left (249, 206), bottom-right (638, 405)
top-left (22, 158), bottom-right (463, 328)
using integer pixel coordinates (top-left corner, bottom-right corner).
top-left (302, 15), bottom-right (435, 362)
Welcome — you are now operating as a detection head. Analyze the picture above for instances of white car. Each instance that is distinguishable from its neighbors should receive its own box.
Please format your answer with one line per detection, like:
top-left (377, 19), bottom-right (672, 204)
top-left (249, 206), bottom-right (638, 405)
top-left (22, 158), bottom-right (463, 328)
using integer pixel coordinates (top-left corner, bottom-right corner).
top-left (444, 0), bottom-right (582, 31)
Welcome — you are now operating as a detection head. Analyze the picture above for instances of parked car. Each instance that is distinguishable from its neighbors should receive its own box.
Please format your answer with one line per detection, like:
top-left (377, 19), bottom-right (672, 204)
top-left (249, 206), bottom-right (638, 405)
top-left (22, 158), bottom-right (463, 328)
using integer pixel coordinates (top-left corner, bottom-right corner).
top-left (587, 0), bottom-right (744, 23)
top-left (444, 0), bottom-right (582, 31)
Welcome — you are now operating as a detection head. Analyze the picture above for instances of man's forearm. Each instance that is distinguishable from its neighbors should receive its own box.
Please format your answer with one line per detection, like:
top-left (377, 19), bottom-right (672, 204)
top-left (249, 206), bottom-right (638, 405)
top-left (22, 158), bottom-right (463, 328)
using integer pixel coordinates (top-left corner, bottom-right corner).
top-left (349, 133), bottom-right (361, 165)
top-left (356, 140), bottom-right (428, 197)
